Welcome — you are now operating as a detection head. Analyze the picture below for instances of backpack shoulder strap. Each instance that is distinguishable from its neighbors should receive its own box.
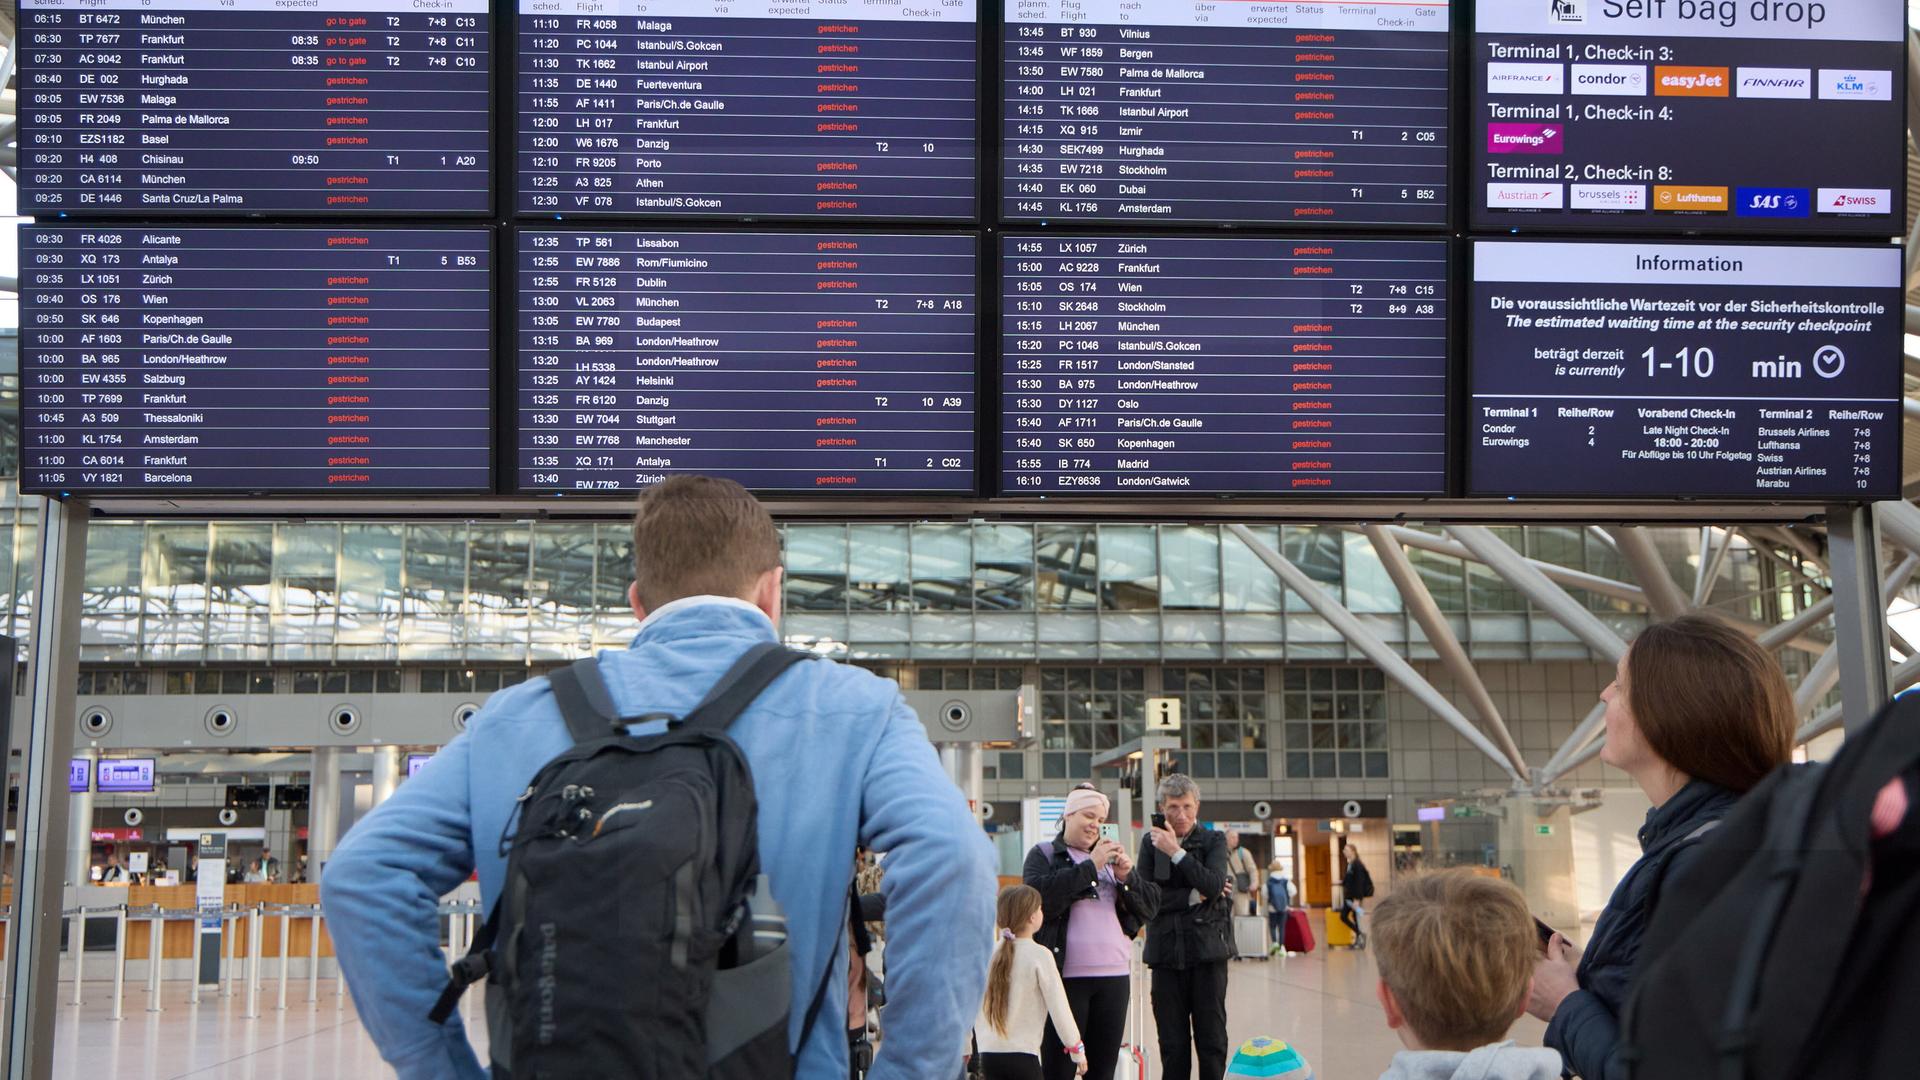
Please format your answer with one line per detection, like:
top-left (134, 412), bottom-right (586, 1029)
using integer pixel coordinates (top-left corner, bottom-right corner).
top-left (678, 642), bottom-right (810, 733)
top-left (549, 656), bottom-right (622, 744)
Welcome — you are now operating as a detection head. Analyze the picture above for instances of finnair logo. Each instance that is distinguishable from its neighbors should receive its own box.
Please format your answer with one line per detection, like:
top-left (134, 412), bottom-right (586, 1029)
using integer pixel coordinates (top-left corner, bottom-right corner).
top-left (1737, 68), bottom-right (1811, 100)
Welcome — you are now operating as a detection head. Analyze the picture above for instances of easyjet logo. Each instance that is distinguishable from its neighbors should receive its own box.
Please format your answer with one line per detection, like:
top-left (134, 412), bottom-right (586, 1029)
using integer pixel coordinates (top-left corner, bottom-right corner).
top-left (1655, 66), bottom-right (1730, 97)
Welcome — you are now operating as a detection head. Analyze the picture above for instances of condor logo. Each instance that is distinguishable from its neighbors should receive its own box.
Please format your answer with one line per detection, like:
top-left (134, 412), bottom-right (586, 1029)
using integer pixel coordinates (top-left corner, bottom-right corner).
top-left (1737, 68), bottom-right (1810, 99)
top-left (1655, 67), bottom-right (1729, 97)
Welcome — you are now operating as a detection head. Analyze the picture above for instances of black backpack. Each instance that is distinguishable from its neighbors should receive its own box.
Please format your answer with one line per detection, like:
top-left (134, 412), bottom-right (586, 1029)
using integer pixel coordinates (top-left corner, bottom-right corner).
top-left (430, 643), bottom-right (844, 1079)
top-left (1621, 693), bottom-right (1920, 1080)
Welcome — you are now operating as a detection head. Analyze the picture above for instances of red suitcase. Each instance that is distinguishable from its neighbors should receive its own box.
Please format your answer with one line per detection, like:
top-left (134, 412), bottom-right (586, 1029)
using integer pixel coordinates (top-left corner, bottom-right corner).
top-left (1283, 908), bottom-right (1316, 954)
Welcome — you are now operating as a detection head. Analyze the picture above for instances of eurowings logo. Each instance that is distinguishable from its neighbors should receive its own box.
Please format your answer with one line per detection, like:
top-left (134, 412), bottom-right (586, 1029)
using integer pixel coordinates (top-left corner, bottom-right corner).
top-left (1487, 123), bottom-right (1563, 154)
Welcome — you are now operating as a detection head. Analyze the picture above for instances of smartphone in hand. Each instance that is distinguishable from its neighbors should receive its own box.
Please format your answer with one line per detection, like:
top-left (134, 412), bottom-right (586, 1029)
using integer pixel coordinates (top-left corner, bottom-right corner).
top-left (1152, 813), bottom-right (1167, 830)
top-left (1099, 824), bottom-right (1121, 844)
top-left (1534, 917), bottom-right (1558, 954)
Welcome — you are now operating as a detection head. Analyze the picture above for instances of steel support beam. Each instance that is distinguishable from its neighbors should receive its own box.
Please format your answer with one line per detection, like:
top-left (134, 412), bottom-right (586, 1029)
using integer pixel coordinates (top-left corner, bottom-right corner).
top-left (1227, 525), bottom-right (1526, 786)
top-left (1826, 505), bottom-right (1891, 734)
top-left (1740, 528), bottom-right (1831, 598)
top-left (1352, 524), bottom-right (1648, 606)
top-left (1363, 526), bottom-right (1530, 776)
top-left (3, 499), bottom-right (89, 1080)
top-left (1604, 527), bottom-right (1689, 621)
top-left (1447, 526), bottom-right (1629, 661)
top-left (1797, 652), bottom-right (1920, 745)
top-left (1693, 528), bottom-right (1735, 609)
top-left (1539, 700), bottom-right (1608, 789)
top-left (1877, 498), bottom-right (1920, 558)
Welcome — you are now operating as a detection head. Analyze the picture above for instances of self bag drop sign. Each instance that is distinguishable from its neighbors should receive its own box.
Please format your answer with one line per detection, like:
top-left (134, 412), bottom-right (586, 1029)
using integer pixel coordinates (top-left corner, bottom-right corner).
top-left (1478, 0), bottom-right (1902, 42)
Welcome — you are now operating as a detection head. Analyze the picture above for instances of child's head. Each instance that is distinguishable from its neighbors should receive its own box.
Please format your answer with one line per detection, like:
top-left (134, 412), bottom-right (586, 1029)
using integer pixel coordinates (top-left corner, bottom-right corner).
top-left (1370, 870), bottom-right (1537, 1052)
top-left (983, 884), bottom-right (1043, 1036)
top-left (996, 882), bottom-right (1042, 937)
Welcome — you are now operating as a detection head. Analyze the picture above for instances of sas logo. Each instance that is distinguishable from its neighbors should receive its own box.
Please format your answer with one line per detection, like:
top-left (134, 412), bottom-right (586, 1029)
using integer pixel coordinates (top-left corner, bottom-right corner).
top-left (1487, 123), bottom-right (1564, 154)
top-left (1816, 188), bottom-right (1891, 214)
top-left (1550, 0), bottom-right (1584, 22)
top-left (1654, 67), bottom-right (1730, 97)
top-left (1819, 70), bottom-right (1892, 101)
top-left (1735, 187), bottom-right (1810, 218)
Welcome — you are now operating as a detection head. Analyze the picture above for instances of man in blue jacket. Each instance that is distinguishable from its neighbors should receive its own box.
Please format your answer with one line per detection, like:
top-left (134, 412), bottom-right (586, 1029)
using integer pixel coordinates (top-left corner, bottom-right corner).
top-left (321, 476), bottom-right (998, 1080)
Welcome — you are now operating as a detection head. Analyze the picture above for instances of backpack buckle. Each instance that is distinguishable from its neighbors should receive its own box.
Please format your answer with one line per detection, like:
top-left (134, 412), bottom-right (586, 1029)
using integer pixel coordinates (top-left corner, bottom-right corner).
top-left (448, 951), bottom-right (492, 989)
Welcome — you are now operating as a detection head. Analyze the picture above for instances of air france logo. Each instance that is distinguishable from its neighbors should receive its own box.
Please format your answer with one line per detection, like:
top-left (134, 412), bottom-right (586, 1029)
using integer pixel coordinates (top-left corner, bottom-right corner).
top-left (1488, 63), bottom-right (1565, 96)
top-left (1550, 0), bottom-right (1584, 23)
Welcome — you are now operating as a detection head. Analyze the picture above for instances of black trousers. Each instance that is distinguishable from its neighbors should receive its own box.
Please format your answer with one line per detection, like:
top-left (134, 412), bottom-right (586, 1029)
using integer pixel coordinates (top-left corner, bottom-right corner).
top-left (1041, 974), bottom-right (1130, 1080)
top-left (980, 1053), bottom-right (1043, 1080)
top-left (1340, 901), bottom-right (1361, 935)
top-left (1150, 961), bottom-right (1230, 1080)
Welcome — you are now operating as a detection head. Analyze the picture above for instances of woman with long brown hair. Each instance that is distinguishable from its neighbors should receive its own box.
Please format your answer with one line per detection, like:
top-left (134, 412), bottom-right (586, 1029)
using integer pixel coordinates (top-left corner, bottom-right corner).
top-left (1527, 614), bottom-right (1797, 1080)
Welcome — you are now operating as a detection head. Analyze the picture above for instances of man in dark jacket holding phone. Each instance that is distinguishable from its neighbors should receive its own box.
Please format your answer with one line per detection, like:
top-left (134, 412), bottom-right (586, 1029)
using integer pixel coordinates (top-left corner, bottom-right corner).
top-left (1139, 774), bottom-right (1233, 1080)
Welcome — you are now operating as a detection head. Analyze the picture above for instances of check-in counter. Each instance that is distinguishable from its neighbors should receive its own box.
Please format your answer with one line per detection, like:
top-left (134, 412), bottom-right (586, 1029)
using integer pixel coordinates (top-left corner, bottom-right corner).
top-left (65, 883), bottom-right (332, 960)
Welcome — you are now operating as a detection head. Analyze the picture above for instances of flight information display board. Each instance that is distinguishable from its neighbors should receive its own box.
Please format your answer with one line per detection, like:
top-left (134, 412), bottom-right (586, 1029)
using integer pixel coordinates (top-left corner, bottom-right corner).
top-left (16, 0), bottom-right (493, 216)
top-left (517, 0), bottom-right (978, 220)
top-left (1471, 0), bottom-right (1904, 234)
top-left (515, 230), bottom-right (976, 492)
top-left (19, 227), bottom-right (494, 494)
top-left (1001, 235), bottom-right (1449, 494)
top-left (1002, 1), bottom-right (1451, 226)
top-left (1469, 240), bottom-right (1902, 499)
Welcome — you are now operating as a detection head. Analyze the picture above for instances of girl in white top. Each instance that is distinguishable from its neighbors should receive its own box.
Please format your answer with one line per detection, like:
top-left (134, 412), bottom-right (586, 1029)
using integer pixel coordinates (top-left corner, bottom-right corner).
top-left (975, 884), bottom-right (1087, 1080)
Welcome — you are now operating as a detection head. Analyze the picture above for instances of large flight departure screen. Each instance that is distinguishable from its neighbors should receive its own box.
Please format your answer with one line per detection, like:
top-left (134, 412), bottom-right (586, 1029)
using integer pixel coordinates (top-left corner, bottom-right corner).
top-left (17, 0), bottom-right (493, 216)
top-left (515, 230), bottom-right (976, 492)
top-left (1469, 240), bottom-right (1902, 500)
top-left (1002, 1), bottom-right (1451, 226)
top-left (1472, 0), bottom-right (1904, 234)
top-left (517, 1), bottom-right (978, 220)
top-left (19, 227), bottom-right (495, 494)
top-left (1001, 235), bottom-right (1448, 494)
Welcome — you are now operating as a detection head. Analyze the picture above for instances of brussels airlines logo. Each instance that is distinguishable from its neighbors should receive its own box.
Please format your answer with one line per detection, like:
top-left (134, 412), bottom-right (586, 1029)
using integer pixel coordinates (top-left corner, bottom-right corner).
top-left (1735, 188), bottom-right (1809, 218)
top-left (1487, 123), bottom-right (1563, 154)
top-left (1550, 0), bottom-right (1584, 22)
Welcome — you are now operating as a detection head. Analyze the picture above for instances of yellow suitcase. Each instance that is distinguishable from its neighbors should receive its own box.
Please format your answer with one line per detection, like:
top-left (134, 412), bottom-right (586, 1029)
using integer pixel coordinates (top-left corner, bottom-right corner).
top-left (1324, 906), bottom-right (1357, 948)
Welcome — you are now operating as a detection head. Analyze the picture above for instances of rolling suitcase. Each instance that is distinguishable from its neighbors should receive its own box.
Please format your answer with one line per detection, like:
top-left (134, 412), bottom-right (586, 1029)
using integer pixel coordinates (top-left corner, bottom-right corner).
top-left (1234, 914), bottom-right (1269, 959)
top-left (1325, 906), bottom-right (1356, 948)
top-left (1282, 908), bottom-right (1315, 954)
top-left (1113, 942), bottom-right (1148, 1080)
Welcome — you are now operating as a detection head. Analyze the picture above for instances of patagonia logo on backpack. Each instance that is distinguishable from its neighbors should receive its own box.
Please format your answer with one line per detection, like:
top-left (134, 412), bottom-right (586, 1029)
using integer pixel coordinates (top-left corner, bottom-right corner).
top-left (429, 643), bottom-right (842, 1080)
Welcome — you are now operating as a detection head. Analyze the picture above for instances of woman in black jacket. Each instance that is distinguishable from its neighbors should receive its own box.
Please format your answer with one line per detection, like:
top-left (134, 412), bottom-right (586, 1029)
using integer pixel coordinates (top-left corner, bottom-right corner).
top-left (1526, 615), bottom-right (1795, 1080)
top-left (1023, 783), bottom-right (1159, 1080)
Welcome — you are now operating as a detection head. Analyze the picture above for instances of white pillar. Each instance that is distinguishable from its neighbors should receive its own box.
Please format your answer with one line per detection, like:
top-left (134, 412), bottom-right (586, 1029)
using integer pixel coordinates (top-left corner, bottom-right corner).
top-left (307, 748), bottom-right (343, 878)
top-left (69, 746), bottom-right (99, 886)
top-left (369, 746), bottom-right (402, 807)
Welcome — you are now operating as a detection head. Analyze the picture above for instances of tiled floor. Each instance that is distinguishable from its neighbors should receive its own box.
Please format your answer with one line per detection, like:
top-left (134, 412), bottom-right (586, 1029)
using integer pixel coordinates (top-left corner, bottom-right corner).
top-left (45, 941), bottom-right (1549, 1079)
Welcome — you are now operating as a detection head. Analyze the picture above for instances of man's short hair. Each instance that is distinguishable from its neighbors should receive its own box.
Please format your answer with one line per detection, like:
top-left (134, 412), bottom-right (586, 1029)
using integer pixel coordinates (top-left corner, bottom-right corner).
top-left (630, 476), bottom-right (782, 611)
top-left (1156, 773), bottom-right (1200, 806)
top-left (1370, 870), bottom-right (1536, 1051)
